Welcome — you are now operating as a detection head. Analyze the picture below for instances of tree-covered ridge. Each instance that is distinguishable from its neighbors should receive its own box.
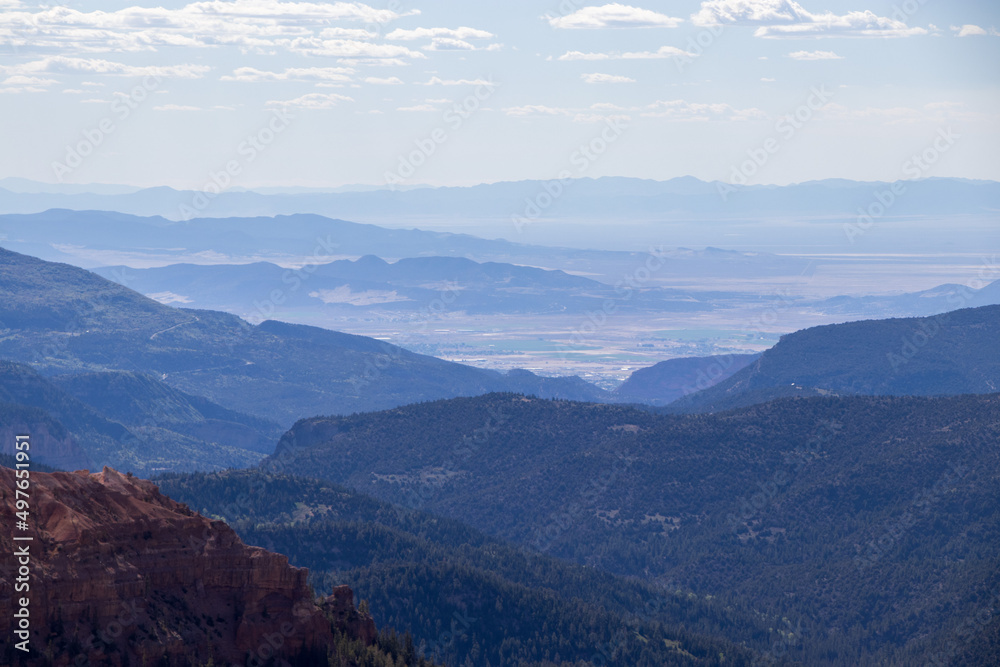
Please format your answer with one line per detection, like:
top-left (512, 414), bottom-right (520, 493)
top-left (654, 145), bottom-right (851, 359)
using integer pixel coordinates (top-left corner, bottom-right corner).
top-left (157, 469), bottom-right (764, 666)
top-left (261, 392), bottom-right (1000, 664)
top-left (0, 360), bottom-right (274, 473)
top-left (669, 304), bottom-right (1000, 412)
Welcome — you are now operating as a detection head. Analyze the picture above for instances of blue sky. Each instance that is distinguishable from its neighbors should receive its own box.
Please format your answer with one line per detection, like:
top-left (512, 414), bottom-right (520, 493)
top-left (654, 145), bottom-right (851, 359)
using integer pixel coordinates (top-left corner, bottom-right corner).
top-left (1, 0), bottom-right (998, 188)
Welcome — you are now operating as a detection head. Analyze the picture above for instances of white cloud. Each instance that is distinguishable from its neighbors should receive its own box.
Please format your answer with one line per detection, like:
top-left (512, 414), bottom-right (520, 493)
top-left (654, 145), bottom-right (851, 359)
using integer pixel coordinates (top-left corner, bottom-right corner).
top-left (365, 76), bottom-right (403, 85)
top-left (424, 37), bottom-right (477, 51)
top-left (286, 39), bottom-right (424, 59)
top-left (0, 56), bottom-right (209, 79)
top-left (951, 24), bottom-right (987, 37)
top-left (0, 0), bottom-right (421, 56)
top-left (548, 4), bottom-right (683, 29)
top-left (221, 66), bottom-right (354, 83)
top-left (692, 0), bottom-right (927, 38)
top-left (344, 57), bottom-right (411, 67)
top-left (581, 72), bottom-right (636, 84)
top-left (2, 75), bottom-right (58, 87)
top-left (788, 50), bottom-right (844, 60)
top-left (557, 45), bottom-right (695, 60)
top-left (266, 92), bottom-right (354, 109)
top-left (319, 27), bottom-right (378, 40)
top-left (386, 27), bottom-right (494, 41)
top-left (155, 104), bottom-right (201, 111)
top-left (421, 76), bottom-right (493, 86)
top-left (761, 77), bottom-right (776, 82)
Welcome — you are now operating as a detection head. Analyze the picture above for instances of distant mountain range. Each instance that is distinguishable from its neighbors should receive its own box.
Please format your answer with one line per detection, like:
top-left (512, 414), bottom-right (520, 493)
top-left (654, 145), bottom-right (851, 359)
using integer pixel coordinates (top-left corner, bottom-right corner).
top-left (92, 254), bottom-right (715, 319)
top-left (1, 176), bottom-right (996, 254)
top-left (1, 176), bottom-right (997, 221)
top-left (1, 243), bottom-right (997, 473)
top-left (816, 278), bottom-right (1000, 318)
top-left (0, 247), bottom-right (610, 470)
top-left (0, 208), bottom-right (815, 286)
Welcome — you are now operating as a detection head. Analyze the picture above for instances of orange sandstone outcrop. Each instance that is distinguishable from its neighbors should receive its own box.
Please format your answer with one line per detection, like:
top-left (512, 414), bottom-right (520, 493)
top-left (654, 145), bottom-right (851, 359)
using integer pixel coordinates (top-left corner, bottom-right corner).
top-left (0, 465), bottom-right (375, 665)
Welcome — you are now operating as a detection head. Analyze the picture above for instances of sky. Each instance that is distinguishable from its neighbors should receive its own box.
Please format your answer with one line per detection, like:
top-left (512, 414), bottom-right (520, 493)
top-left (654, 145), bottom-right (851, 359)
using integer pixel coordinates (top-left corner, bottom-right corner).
top-left (1, 0), bottom-right (998, 189)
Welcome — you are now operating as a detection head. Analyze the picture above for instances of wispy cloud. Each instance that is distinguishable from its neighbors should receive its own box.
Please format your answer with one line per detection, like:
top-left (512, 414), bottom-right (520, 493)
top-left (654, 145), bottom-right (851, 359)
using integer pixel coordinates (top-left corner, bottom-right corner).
top-left (421, 76), bottom-right (493, 86)
top-left (505, 99), bottom-right (761, 122)
top-left (548, 4), bottom-right (683, 29)
top-left (556, 46), bottom-right (694, 61)
top-left (581, 73), bottom-right (636, 84)
top-left (221, 66), bottom-right (354, 83)
top-left (641, 100), bottom-right (767, 121)
top-left (504, 105), bottom-right (570, 117)
top-left (365, 76), bottom-right (404, 85)
top-left (266, 92), bottom-right (354, 109)
top-left (386, 27), bottom-right (494, 41)
top-left (788, 50), bottom-right (844, 60)
top-left (0, 56), bottom-right (209, 79)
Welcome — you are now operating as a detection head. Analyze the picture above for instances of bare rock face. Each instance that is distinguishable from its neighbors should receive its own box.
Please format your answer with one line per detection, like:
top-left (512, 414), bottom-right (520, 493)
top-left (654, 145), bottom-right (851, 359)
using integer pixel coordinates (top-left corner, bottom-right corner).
top-left (0, 466), bottom-right (375, 665)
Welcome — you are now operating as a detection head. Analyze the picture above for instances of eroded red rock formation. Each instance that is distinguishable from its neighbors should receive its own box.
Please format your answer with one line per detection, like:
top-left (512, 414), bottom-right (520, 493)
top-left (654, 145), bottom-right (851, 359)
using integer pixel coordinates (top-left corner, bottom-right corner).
top-left (0, 466), bottom-right (375, 665)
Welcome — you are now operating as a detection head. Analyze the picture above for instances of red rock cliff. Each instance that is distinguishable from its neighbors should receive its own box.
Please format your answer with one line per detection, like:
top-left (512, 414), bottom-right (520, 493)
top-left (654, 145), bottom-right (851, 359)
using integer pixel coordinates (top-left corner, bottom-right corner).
top-left (0, 465), bottom-right (376, 665)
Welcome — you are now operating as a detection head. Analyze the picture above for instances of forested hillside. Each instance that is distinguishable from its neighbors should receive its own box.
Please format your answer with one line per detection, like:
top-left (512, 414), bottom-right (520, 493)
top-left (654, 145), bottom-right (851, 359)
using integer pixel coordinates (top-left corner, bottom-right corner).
top-left (158, 470), bottom-right (764, 666)
top-left (263, 392), bottom-right (1000, 664)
